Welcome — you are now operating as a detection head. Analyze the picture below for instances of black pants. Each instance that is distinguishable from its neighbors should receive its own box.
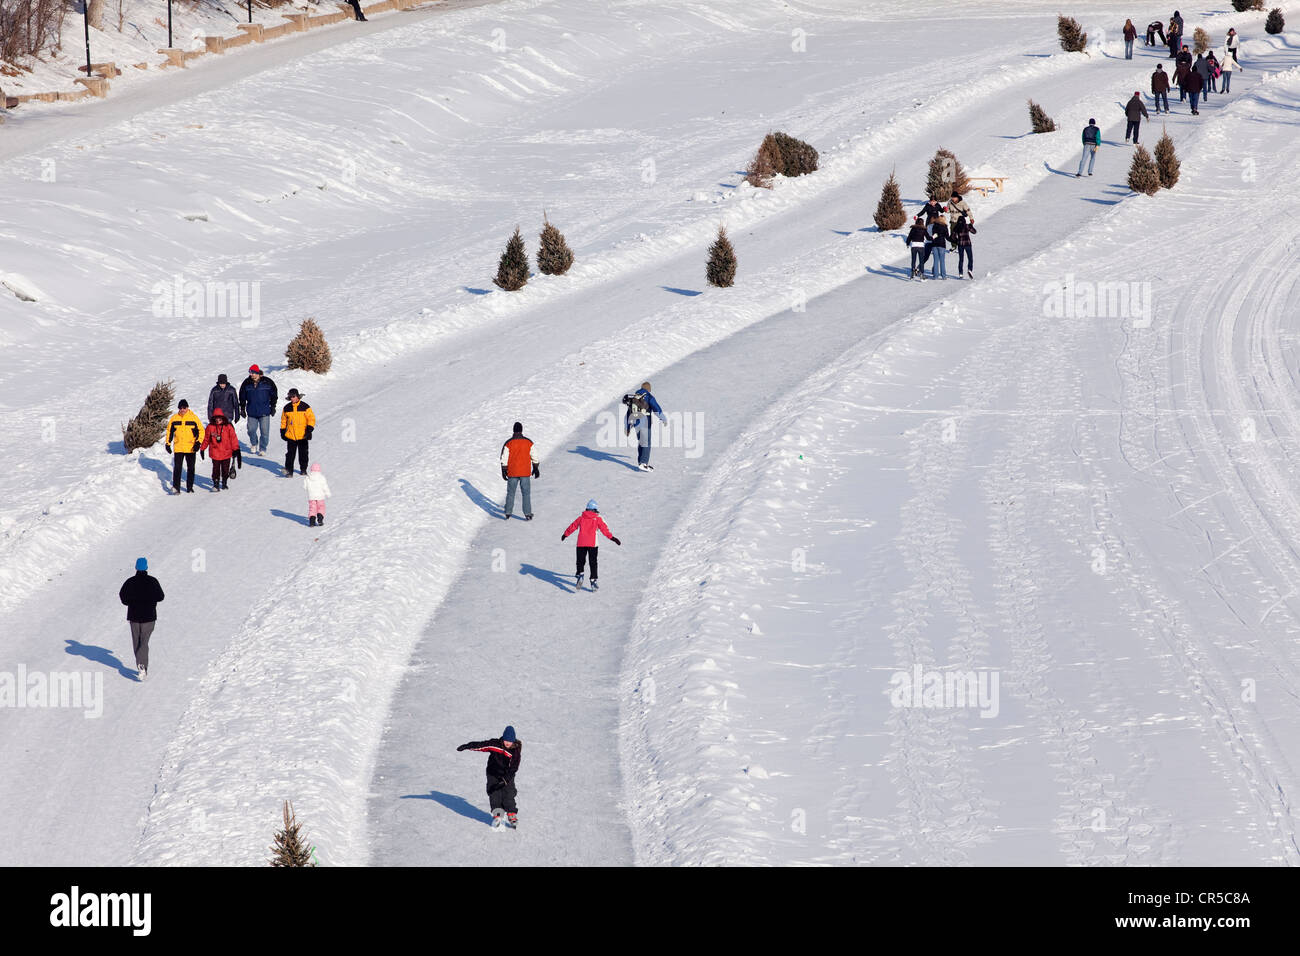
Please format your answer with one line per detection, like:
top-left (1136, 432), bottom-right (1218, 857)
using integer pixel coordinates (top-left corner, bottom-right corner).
top-left (487, 776), bottom-right (517, 813)
top-left (957, 244), bottom-right (973, 275)
top-left (212, 458), bottom-right (231, 487)
top-left (576, 546), bottom-right (598, 580)
top-left (285, 439), bottom-right (309, 475)
top-left (172, 452), bottom-right (195, 491)
top-left (1125, 119), bottom-right (1141, 142)
top-left (910, 247), bottom-right (926, 274)
top-left (346, 0), bottom-right (366, 19)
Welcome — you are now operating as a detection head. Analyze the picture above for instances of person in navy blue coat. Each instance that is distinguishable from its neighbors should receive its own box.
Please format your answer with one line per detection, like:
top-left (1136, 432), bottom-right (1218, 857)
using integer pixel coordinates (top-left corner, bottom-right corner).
top-left (238, 364), bottom-right (279, 455)
top-left (624, 382), bottom-right (668, 471)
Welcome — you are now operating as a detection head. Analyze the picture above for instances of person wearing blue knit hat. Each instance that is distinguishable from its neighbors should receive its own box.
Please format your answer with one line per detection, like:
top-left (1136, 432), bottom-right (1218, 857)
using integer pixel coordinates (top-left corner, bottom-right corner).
top-left (457, 726), bottom-right (523, 828)
top-left (119, 558), bottom-right (164, 681)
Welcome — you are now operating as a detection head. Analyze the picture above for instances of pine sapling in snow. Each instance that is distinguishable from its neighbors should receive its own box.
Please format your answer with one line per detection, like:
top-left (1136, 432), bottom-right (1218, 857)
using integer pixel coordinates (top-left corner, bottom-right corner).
top-left (925, 148), bottom-right (970, 203)
top-left (1231, 0), bottom-right (1263, 11)
top-left (873, 170), bottom-right (907, 231)
top-left (536, 217), bottom-right (574, 275)
top-left (122, 379), bottom-right (176, 452)
top-left (706, 224), bottom-right (737, 288)
top-left (1154, 128), bottom-right (1180, 189)
top-left (269, 801), bottom-right (316, 866)
top-left (1127, 145), bottom-right (1161, 196)
top-left (1057, 15), bottom-right (1087, 53)
top-left (286, 318), bottom-right (332, 374)
top-left (1266, 8), bottom-right (1285, 33)
top-left (1193, 27), bottom-right (1210, 54)
top-left (1028, 99), bottom-right (1057, 133)
top-left (493, 227), bottom-right (530, 291)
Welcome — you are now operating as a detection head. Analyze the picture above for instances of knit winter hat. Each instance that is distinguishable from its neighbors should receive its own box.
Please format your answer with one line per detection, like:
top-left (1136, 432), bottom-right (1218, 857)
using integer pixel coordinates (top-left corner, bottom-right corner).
top-left (502, 726), bottom-right (517, 743)
top-left (211, 408), bottom-right (226, 420)
top-left (178, 399), bottom-right (189, 409)
top-left (310, 463), bottom-right (321, 473)
top-left (217, 373), bottom-right (228, 385)
top-left (513, 422), bottom-right (523, 434)
top-left (249, 364), bottom-right (262, 373)
top-left (135, 557), bottom-right (148, 571)
top-left (586, 498), bottom-right (598, 511)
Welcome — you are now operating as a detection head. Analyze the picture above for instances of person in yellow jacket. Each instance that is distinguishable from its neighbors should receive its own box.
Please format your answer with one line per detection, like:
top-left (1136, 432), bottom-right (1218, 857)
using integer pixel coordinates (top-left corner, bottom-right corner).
top-left (165, 399), bottom-right (204, 494)
top-left (280, 388), bottom-right (317, 477)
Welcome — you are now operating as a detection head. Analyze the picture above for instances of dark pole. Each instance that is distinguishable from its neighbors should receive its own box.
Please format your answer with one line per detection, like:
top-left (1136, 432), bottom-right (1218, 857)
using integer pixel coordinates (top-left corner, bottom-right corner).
top-left (248, 0), bottom-right (253, 24)
top-left (83, 1), bottom-right (92, 78)
top-left (167, 0), bottom-right (173, 49)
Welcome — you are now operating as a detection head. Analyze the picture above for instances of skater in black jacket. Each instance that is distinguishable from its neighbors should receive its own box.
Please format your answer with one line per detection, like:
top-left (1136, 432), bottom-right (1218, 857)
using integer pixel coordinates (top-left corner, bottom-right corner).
top-left (457, 726), bottom-right (522, 827)
top-left (119, 557), bottom-right (164, 681)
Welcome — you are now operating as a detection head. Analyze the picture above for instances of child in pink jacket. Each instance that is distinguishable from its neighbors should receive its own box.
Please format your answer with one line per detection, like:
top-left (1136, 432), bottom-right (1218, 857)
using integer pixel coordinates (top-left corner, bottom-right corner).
top-left (304, 462), bottom-right (331, 527)
top-left (561, 499), bottom-right (620, 591)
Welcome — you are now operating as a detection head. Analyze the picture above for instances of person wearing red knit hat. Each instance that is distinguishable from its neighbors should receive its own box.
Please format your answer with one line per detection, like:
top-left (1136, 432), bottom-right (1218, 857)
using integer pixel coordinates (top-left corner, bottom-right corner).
top-left (238, 364), bottom-right (278, 456)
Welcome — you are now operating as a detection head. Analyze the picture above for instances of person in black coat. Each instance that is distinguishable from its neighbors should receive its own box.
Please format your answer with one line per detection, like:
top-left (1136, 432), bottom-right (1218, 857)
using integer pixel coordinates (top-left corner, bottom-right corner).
top-left (457, 726), bottom-right (523, 826)
top-left (952, 216), bottom-right (977, 279)
top-left (119, 557), bottom-right (164, 681)
top-left (918, 197), bottom-right (945, 225)
top-left (1123, 92), bottom-right (1150, 144)
top-left (346, 0), bottom-right (367, 20)
top-left (904, 216), bottom-right (931, 279)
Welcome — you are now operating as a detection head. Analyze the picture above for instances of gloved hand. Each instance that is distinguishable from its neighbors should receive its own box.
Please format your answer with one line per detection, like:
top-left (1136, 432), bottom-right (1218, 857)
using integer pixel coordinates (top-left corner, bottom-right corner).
top-left (501, 466), bottom-right (509, 481)
top-left (611, 536), bottom-right (622, 546)
top-left (280, 430), bottom-right (288, 441)
top-left (456, 744), bottom-right (469, 752)
top-left (304, 425), bottom-right (313, 440)
top-left (560, 533), bottom-right (567, 542)
top-left (199, 448), bottom-right (206, 460)
top-left (532, 463), bottom-right (540, 478)
top-left (165, 444), bottom-right (172, 454)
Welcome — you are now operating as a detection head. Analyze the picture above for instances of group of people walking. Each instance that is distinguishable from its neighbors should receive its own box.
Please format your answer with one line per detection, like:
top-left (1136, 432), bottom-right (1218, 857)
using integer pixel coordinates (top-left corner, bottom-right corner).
top-left (903, 194), bottom-right (977, 280)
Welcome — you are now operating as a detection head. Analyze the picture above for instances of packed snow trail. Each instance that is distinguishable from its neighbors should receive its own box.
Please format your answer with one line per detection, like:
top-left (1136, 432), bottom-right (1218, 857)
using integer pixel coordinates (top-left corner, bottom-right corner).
top-left (621, 40), bottom-right (1300, 866)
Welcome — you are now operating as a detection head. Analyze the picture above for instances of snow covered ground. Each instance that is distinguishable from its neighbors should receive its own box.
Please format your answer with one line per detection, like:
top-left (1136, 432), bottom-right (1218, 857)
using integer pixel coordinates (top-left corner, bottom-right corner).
top-left (3, 0), bottom-right (1300, 866)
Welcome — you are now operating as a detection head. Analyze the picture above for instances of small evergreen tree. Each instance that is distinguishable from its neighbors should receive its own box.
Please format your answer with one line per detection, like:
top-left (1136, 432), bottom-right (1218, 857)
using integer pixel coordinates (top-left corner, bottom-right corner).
top-left (1266, 7), bottom-right (1285, 33)
top-left (269, 801), bottom-right (316, 867)
top-left (122, 379), bottom-right (175, 452)
top-left (925, 148), bottom-right (971, 202)
top-left (744, 138), bottom-right (778, 188)
top-left (1028, 99), bottom-right (1057, 133)
top-left (1231, 0), bottom-right (1263, 11)
top-left (1057, 15), bottom-right (1087, 52)
top-left (706, 225), bottom-right (737, 288)
top-left (766, 131), bottom-right (819, 177)
top-left (1154, 127), bottom-right (1180, 189)
top-left (285, 318), bottom-right (332, 374)
top-left (537, 217), bottom-right (574, 275)
top-left (493, 227), bottom-right (530, 291)
top-left (872, 170), bottom-right (907, 231)
top-left (1193, 27), bottom-right (1210, 54)
top-left (1127, 145), bottom-right (1161, 196)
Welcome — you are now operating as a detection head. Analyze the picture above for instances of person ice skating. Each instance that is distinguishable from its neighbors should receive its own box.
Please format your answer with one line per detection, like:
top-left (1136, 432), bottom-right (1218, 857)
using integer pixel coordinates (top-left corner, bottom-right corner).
top-left (238, 364), bottom-right (278, 455)
top-left (1206, 51), bottom-right (1220, 93)
top-left (165, 399), bottom-right (204, 494)
top-left (1194, 53), bottom-right (1212, 100)
top-left (119, 557), bottom-right (164, 681)
top-left (500, 421), bottom-right (539, 520)
top-left (1185, 66), bottom-right (1203, 115)
top-left (1124, 92), bottom-right (1149, 144)
top-left (304, 462), bottom-right (331, 527)
top-left (1077, 118), bottom-right (1101, 176)
top-left (201, 407), bottom-right (239, 492)
top-left (1220, 45), bottom-right (1238, 93)
top-left (280, 388), bottom-right (316, 477)
top-left (952, 215), bottom-right (977, 279)
top-left (918, 196), bottom-right (945, 226)
top-left (561, 499), bottom-right (621, 591)
top-left (945, 193), bottom-right (973, 234)
top-left (207, 373), bottom-right (241, 429)
top-left (1226, 28), bottom-right (1239, 65)
top-left (1146, 20), bottom-right (1165, 46)
top-left (456, 726), bottom-right (522, 828)
top-left (905, 215), bottom-right (930, 279)
top-left (1175, 43), bottom-right (1192, 71)
top-left (1151, 63), bottom-right (1171, 114)
top-left (1175, 58), bottom-right (1192, 102)
top-left (928, 215), bottom-right (950, 279)
top-left (1168, 10), bottom-right (1184, 59)
top-left (624, 382), bottom-right (667, 471)
top-left (1123, 19), bottom-right (1137, 59)
top-left (345, 0), bottom-right (367, 20)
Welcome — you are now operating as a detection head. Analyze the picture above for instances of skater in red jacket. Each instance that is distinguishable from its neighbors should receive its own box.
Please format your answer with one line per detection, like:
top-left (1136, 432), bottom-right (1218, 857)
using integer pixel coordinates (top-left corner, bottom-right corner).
top-left (200, 408), bottom-right (241, 492)
top-left (561, 499), bottom-right (620, 591)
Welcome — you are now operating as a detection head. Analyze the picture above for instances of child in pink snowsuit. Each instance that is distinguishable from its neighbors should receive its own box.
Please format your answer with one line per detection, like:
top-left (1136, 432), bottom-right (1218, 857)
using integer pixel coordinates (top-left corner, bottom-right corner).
top-left (304, 462), bottom-right (331, 527)
top-left (561, 498), bottom-right (621, 590)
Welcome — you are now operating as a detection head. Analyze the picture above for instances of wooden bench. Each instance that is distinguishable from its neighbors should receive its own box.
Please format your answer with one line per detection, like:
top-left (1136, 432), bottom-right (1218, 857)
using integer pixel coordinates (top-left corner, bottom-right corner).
top-left (967, 176), bottom-right (1009, 197)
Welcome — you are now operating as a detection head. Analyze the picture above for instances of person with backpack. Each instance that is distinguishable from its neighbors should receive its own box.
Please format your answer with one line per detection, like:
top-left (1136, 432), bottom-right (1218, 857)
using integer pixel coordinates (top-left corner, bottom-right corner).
top-left (928, 215), bottom-right (950, 280)
top-left (304, 462), bottom-right (331, 527)
top-left (946, 193), bottom-right (973, 233)
top-left (1123, 19), bottom-right (1137, 59)
top-left (624, 382), bottom-right (667, 471)
top-left (1185, 66), bottom-right (1203, 115)
top-left (1206, 51), bottom-right (1221, 93)
top-left (1193, 53), bottom-right (1212, 100)
top-left (561, 499), bottom-right (621, 591)
top-left (119, 557), bottom-right (164, 681)
top-left (200, 407), bottom-right (240, 492)
top-left (280, 388), bottom-right (316, 477)
top-left (500, 421), bottom-right (539, 520)
top-left (905, 215), bottom-right (931, 280)
top-left (165, 399), bottom-right (204, 494)
top-left (1219, 44), bottom-right (1239, 93)
top-left (1124, 91), bottom-right (1150, 144)
top-left (238, 364), bottom-right (278, 456)
top-left (1151, 63), bottom-right (1171, 114)
top-left (952, 216), bottom-right (977, 280)
top-left (456, 726), bottom-right (522, 829)
top-left (1077, 118), bottom-right (1101, 177)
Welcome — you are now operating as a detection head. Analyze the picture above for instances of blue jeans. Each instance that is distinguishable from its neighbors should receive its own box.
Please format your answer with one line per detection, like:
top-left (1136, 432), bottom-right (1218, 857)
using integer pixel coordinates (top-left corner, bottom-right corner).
top-left (246, 415), bottom-right (270, 452)
top-left (1189, 90), bottom-right (1200, 111)
top-left (1221, 72), bottom-right (1232, 92)
top-left (504, 475), bottom-right (532, 516)
top-left (929, 247), bottom-right (947, 279)
top-left (957, 245), bottom-right (973, 276)
top-left (1124, 39), bottom-right (1134, 59)
top-left (1077, 144), bottom-right (1097, 175)
top-left (635, 420), bottom-right (653, 465)
top-left (1153, 91), bottom-right (1168, 112)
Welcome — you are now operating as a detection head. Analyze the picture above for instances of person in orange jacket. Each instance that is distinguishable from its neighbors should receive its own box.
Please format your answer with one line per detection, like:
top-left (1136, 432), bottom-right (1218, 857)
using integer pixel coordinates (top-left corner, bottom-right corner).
top-left (280, 388), bottom-right (316, 477)
top-left (561, 499), bottom-right (620, 591)
top-left (200, 408), bottom-right (240, 492)
top-left (500, 421), bottom-right (539, 520)
top-left (164, 399), bottom-right (204, 494)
